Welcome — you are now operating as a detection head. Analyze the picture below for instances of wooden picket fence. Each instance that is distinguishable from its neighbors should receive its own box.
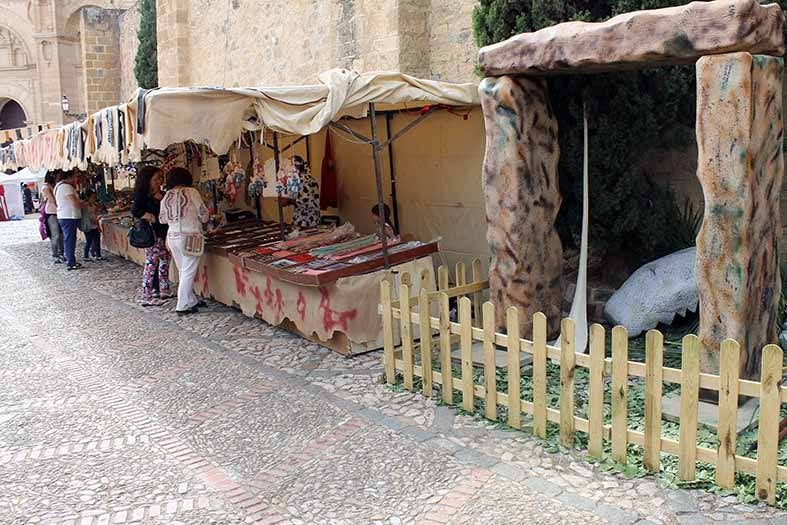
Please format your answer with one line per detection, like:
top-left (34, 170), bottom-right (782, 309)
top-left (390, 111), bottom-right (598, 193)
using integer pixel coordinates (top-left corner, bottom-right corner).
top-left (379, 262), bottom-right (786, 505)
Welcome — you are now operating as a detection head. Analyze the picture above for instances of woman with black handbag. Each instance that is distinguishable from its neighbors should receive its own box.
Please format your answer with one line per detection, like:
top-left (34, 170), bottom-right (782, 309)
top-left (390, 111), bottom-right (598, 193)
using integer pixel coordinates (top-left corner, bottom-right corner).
top-left (132, 165), bottom-right (172, 307)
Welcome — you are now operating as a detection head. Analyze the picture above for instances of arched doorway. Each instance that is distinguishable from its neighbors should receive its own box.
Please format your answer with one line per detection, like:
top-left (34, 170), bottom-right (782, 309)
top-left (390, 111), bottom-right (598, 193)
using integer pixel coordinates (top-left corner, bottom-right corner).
top-left (0, 99), bottom-right (26, 130)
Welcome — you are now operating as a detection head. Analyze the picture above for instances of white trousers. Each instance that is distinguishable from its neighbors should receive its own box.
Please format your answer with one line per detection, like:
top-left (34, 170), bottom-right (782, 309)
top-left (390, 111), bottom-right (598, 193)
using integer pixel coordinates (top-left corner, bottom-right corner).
top-left (167, 235), bottom-right (200, 312)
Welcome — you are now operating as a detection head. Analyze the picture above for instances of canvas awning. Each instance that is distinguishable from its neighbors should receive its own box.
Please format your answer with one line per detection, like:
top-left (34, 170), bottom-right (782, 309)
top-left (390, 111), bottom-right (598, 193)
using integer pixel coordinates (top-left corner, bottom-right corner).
top-left (138, 69), bottom-right (479, 155)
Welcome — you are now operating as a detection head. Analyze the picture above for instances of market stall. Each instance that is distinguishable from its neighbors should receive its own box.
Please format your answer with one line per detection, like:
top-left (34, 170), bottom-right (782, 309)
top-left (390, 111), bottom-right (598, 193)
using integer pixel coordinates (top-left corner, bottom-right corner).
top-left (0, 69), bottom-right (479, 355)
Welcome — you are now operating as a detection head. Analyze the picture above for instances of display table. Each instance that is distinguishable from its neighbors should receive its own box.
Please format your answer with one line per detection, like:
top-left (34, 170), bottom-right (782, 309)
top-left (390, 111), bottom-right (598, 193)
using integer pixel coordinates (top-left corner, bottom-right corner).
top-left (100, 214), bottom-right (436, 355)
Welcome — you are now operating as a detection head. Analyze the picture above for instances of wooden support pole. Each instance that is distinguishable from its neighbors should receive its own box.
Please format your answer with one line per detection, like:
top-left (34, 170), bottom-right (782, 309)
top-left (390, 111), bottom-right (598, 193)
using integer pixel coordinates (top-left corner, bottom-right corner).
top-left (369, 103), bottom-right (390, 268)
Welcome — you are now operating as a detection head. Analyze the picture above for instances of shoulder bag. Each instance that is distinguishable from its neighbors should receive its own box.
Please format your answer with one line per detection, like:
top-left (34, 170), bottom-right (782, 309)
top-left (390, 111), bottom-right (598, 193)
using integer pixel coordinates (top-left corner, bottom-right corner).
top-left (129, 219), bottom-right (155, 248)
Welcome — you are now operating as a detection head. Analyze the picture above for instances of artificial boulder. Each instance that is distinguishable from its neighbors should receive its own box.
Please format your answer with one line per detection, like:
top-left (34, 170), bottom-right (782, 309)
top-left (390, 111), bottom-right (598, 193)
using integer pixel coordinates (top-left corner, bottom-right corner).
top-left (478, 0), bottom-right (784, 77)
top-left (479, 75), bottom-right (563, 338)
top-left (604, 247), bottom-right (698, 338)
top-left (695, 52), bottom-right (784, 378)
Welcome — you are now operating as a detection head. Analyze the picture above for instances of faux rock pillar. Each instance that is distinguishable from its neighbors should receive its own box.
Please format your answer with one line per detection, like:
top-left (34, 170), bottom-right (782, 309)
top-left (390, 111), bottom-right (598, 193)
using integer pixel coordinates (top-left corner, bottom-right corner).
top-left (695, 52), bottom-right (784, 379)
top-left (479, 75), bottom-right (563, 338)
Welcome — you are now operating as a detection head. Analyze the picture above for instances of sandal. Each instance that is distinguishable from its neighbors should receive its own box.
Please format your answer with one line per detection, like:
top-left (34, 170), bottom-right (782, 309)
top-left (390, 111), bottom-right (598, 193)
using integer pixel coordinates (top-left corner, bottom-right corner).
top-left (141, 298), bottom-right (165, 307)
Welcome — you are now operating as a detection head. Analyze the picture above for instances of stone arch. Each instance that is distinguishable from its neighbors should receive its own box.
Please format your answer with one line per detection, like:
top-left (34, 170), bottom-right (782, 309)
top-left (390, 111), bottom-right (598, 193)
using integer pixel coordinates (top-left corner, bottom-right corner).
top-left (0, 99), bottom-right (27, 130)
top-left (57, 0), bottom-right (124, 31)
top-left (0, 82), bottom-right (38, 126)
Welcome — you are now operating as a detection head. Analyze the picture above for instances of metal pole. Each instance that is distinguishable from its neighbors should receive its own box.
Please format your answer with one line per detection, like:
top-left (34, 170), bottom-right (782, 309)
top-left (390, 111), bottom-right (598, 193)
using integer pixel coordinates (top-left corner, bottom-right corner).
top-left (369, 103), bottom-right (390, 268)
top-left (273, 132), bottom-right (286, 239)
top-left (306, 134), bottom-right (312, 166)
top-left (385, 111), bottom-right (400, 234)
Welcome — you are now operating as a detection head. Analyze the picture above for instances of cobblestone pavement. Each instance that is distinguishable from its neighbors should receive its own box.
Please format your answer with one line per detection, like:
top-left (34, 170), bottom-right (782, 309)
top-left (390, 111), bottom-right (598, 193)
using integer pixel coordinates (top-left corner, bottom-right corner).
top-left (1, 218), bottom-right (785, 525)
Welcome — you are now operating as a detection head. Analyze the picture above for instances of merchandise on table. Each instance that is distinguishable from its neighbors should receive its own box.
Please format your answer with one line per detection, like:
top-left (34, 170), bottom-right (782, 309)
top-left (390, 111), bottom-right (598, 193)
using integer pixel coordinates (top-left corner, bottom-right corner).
top-left (206, 220), bottom-right (438, 286)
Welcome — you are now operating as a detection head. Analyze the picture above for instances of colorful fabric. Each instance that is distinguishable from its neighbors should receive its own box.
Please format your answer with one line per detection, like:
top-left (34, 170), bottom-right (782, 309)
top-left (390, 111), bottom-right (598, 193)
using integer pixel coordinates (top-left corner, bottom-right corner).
top-left (142, 238), bottom-right (171, 301)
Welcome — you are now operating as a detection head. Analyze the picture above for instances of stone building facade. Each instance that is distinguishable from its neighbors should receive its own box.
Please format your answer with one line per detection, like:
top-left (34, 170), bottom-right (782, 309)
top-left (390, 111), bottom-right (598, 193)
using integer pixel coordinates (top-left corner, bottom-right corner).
top-left (153, 0), bottom-right (478, 88)
top-left (0, 0), bottom-right (136, 130)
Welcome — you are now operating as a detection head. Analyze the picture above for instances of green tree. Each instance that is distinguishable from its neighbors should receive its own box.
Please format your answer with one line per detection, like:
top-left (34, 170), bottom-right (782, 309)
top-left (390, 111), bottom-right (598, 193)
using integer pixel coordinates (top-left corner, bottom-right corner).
top-left (134, 0), bottom-right (158, 89)
top-left (473, 0), bottom-right (785, 270)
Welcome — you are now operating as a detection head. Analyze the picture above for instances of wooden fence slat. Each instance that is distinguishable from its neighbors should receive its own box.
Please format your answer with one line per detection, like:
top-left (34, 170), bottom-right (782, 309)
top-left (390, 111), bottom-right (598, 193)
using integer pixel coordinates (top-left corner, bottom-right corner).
top-left (399, 283), bottom-right (414, 390)
top-left (456, 262), bottom-right (467, 288)
top-left (439, 292), bottom-right (453, 404)
top-left (438, 266), bottom-right (449, 291)
top-left (644, 330), bottom-right (664, 473)
top-left (612, 326), bottom-right (629, 465)
top-left (588, 323), bottom-right (605, 459)
top-left (419, 289), bottom-right (433, 397)
top-left (420, 268), bottom-right (431, 292)
top-left (460, 297), bottom-right (474, 412)
top-left (381, 280), bottom-right (395, 384)
top-left (533, 312), bottom-right (548, 439)
top-left (559, 318), bottom-right (576, 448)
top-left (716, 339), bottom-right (740, 489)
top-left (507, 306), bottom-right (521, 430)
top-left (678, 334), bottom-right (700, 481)
top-left (756, 344), bottom-right (783, 504)
top-left (472, 259), bottom-right (483, 327)
top-left (483, 302), bottom-right (497, 420)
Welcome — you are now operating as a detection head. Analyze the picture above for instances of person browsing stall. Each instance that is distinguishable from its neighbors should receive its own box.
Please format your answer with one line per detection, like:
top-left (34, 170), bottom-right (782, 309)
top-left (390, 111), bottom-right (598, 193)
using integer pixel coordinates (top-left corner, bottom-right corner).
top-left (159, 167), bottom-right (208, 316)
top-left (55, 171), bottom-right (86, 270)
top-left (371, 203), bottom-right (396, 240)
top-left (132, 166), bottom-right (172, 307)
top-left (41, 172), bottom-right (64, 263)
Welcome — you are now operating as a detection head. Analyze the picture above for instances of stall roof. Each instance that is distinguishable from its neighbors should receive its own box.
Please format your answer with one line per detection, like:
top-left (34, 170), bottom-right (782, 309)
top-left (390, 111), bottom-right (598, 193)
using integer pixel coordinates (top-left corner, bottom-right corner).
top-left (1, 168), bottom-right (47, 184)
top-left (140, 69), bottom-right (480, 154)
top-left (0, 69), bottom-right (479, 172)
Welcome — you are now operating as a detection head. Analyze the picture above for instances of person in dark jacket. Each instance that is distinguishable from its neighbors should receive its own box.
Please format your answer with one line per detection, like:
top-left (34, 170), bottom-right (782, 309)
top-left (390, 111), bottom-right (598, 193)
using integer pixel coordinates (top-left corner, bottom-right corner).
top-left (22, 183), bottom-right (34, 214)
top-left (132, 165), bottom-right (171, 306)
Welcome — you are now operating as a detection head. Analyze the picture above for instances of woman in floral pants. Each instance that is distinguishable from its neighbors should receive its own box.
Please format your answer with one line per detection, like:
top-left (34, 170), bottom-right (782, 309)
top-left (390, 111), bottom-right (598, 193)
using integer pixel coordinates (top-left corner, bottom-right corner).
top-left (132, 166), bottom-right (172, 306)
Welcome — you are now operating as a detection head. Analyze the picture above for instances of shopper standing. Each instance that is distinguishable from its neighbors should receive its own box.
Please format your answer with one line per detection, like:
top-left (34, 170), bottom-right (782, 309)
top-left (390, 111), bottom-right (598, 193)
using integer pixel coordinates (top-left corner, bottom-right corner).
top-left (132, 166), bottom-right (172, 307)
top-left (55, 171), bottom-right (84, 270)
top-left (40, 172), bottom-right (64, 263)
top-left (80, 190), bottom-right (103, 261)
top-left (159, 167), bottom-right (208, 315)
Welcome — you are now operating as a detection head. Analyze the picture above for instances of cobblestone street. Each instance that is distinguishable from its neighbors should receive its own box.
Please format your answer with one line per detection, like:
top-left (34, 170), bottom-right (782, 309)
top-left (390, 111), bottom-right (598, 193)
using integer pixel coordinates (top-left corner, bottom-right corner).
top-left (1, 218), bottom-right (786, 525)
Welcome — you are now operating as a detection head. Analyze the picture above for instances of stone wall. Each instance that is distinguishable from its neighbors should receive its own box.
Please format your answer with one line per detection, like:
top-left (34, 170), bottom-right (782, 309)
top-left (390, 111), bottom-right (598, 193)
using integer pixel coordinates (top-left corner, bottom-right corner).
top-left (119, 1), bottom-right (140, 101)
top-left (152, 0), bottom-right (480, 87)
top-left (427, 0), bottom-right (477, 82)
top-left (80, 7), bottom-right (122, 113)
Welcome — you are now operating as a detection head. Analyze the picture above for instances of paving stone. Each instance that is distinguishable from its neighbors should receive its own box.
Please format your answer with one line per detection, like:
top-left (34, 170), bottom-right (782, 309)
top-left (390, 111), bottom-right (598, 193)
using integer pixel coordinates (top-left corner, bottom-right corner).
top-left (0, 219), bottom-right (785, 525)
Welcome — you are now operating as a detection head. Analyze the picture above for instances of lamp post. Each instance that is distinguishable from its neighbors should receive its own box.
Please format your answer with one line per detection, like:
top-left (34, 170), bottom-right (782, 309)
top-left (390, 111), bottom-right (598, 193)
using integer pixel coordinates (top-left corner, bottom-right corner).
top-left (61, 95), bottom-right (87, 122)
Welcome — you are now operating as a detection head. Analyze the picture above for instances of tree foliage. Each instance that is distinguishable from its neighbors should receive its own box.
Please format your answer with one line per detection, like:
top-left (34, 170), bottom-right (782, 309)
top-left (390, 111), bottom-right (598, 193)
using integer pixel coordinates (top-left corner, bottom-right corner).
top-left (134, 0), bottom-right (158, 90)
top-left (472, 0), bottom-right (785, 268)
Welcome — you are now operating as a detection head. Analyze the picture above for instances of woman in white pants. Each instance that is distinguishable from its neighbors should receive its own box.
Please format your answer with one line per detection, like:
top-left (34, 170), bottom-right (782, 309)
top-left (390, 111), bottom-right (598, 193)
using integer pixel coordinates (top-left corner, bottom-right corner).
top-left (159, 167), bottom-right (208, 316)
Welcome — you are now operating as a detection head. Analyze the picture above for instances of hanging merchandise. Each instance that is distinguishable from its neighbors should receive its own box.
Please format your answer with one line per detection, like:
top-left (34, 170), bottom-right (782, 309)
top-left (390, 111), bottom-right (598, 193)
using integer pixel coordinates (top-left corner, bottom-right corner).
top-left (247, 152), bottom-right (267, 200)
top-left (320, 131), bottom-right (338, 210)
top-left (275, 157), bottom-right (300, 198)
top-left (222, 150), bottom-right (245, 203)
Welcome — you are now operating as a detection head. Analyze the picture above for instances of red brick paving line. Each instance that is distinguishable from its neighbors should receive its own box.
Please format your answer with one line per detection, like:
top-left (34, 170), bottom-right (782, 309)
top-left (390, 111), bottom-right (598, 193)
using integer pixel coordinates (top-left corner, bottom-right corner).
top-left (248, 416), bottom-right (368, 490)
top-left (121, 354), bottom-right (214, 393)
top-left (415, 468), bottom-right (494, 525)
top-left (189, 382), bottom-right (273, 423)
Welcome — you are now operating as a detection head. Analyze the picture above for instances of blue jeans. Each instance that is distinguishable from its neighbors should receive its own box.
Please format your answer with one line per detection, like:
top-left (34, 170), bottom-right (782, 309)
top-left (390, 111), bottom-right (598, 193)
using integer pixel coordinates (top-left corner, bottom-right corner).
top-left (84, 229), bottom-right (101, 258)
top-left (58, 218), bottom-right (79, 267)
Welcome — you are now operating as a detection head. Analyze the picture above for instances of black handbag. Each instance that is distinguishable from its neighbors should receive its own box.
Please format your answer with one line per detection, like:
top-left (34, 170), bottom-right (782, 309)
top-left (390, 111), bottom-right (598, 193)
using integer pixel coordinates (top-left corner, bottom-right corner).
top-left (128, 219), bottom-right (155, 248)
